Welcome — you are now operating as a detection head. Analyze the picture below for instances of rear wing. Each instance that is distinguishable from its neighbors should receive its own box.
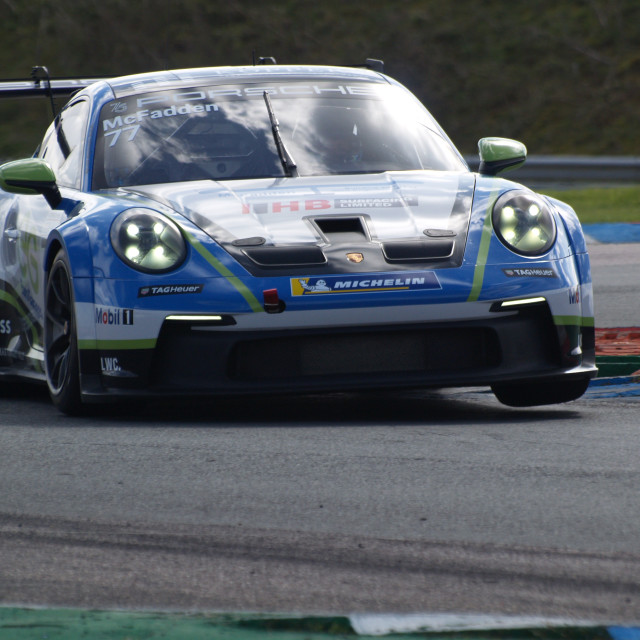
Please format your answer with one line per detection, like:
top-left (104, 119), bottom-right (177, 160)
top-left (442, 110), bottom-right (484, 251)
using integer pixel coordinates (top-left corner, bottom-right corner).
top-left (0, 77), bottom-right (101, 99)
top-left (0, 67), bottom-right (106, 119)
top-left (0, 67), bottom-right (105, 100)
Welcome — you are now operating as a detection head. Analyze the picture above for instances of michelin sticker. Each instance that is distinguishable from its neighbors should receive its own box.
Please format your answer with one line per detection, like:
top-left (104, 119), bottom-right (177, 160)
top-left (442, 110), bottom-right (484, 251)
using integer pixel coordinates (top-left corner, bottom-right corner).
top-left (291, 272), bottom-right (440, 296)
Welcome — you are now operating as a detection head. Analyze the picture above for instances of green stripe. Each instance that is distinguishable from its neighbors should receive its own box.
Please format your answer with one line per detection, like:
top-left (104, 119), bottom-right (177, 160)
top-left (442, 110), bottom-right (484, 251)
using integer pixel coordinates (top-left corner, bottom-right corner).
top-left (0, 289), bottom-right (38, 343)
top-left (596, 355), bottom-right (640, 378)
top-left (185, 232), bottom-right (263, 313)
top-left (553, 315), bottom-right (595, 327)
top-left (78, 338), bottom-right (157, 350)
top-left (0, 607), bottom-right (608, 639)
top-left (0, 608), bottom-right (358, 640)
top-left (467, 206), bottom-right (495, 302)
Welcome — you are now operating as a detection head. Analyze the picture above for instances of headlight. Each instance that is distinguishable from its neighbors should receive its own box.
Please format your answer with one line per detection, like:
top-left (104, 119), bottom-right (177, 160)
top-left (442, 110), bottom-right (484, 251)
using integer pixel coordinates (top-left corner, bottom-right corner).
top-left (111, 208), bottom-right (186, 272)
top-left (492, 191), bottom-right (556, 256)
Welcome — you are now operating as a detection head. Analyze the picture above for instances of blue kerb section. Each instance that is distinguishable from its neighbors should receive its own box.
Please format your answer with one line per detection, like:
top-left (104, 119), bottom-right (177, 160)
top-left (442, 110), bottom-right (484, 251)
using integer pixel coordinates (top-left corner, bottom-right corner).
top-left (583, 223), bottom-right (640, 244)
top-left (585, 376), bottom-right (640, 399)
top-left (608, 626), bottom-right (640, 640)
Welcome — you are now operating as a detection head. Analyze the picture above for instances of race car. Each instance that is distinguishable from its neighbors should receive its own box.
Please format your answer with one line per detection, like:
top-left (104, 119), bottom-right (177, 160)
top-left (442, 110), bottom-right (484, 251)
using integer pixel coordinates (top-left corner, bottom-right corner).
top-left (0, 61), bottom-right (596, 414)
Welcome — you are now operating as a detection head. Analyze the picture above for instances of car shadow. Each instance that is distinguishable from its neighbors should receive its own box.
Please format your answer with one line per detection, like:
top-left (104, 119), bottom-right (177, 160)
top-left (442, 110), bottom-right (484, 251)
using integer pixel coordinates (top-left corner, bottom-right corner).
top-left (0, 379), bottom-right (585, 427)
top-left (106, 387), bottom-right (582, 426)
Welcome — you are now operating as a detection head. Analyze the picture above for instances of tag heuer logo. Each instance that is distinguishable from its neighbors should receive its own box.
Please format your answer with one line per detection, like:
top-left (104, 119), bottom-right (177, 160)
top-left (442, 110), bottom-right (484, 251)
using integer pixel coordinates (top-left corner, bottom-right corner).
top-left (347, 252), bottom-right (364, 263)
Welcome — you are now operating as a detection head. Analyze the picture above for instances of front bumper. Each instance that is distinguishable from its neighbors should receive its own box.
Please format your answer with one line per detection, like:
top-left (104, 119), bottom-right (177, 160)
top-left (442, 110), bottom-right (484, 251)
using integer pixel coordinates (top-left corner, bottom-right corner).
top-left (79, 299), bottom-right (596, 399)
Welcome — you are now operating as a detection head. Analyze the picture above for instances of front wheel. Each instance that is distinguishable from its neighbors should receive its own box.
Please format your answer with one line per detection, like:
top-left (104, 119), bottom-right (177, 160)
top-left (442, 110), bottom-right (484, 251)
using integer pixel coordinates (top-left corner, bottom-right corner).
top-left (491, 377), bottom-right (591, 407)
top-left (44, 249), bottom-right (82, 414)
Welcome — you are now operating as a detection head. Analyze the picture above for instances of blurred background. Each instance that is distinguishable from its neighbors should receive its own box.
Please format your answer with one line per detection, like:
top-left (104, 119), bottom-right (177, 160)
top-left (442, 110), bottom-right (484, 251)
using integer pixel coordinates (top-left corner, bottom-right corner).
top-left (0, 0), bottom-right (638, 160)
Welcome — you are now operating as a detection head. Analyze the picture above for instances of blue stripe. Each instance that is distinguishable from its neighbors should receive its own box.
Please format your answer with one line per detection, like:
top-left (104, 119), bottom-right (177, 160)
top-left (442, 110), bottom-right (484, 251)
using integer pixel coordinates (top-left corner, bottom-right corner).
top-left (583, 223), bottom-right (640, 244)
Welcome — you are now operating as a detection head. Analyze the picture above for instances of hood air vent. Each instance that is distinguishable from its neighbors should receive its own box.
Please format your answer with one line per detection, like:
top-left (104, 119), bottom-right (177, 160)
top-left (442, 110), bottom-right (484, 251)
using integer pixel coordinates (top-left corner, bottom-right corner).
top-left (383, 238), bottom-right (455, 262)
top-left (243, 245), bottom-right (327, 267)
top-left (314, 216), bottom-right (369, 242)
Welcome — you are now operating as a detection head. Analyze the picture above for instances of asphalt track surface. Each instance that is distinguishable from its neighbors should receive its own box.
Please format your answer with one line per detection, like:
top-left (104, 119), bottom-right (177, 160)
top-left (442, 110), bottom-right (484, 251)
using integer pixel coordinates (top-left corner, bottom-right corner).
top-left (587, 239), bottom-right (640, 328)
top-left (2, 231), bottom-right (640, 629)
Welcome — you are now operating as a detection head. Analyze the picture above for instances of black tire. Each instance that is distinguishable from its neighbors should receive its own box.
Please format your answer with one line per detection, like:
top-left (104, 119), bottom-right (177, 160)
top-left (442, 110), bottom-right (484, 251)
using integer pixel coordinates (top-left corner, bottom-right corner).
top-left (44, 249), bottom-right (82, 414)
top-left (491, 377), bottom-right (591, 407)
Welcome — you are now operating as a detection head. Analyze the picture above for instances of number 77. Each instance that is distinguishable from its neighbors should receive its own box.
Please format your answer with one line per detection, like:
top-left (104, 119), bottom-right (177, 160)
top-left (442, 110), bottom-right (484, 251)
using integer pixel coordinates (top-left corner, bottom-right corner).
top-left (104, 125), bottom-right (140, 147)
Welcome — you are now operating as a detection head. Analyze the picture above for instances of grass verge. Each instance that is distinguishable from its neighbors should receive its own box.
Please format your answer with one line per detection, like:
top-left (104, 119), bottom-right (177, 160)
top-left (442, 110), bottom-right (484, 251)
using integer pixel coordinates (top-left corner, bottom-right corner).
top-left (543, 186), bottom-right (640, 224)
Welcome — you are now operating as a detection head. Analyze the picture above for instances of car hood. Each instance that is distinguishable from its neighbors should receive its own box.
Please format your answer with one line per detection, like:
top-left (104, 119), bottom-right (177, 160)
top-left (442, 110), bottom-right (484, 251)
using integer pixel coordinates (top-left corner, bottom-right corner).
top-left (125, 171), bottom-right (476, 274)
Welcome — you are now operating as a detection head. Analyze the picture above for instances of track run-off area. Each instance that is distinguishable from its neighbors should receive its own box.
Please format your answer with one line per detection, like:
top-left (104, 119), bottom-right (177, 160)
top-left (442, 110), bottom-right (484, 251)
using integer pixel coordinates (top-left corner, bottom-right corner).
top-left (2, 226), bottom-right (640, 637)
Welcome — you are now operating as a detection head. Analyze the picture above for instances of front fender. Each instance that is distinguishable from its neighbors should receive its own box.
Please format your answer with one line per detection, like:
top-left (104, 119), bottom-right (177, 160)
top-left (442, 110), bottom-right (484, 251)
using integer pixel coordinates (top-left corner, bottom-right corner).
top-left (546, 195), bottom-right (590, 256)
top-left (46, 215), bottom-right (95, 278)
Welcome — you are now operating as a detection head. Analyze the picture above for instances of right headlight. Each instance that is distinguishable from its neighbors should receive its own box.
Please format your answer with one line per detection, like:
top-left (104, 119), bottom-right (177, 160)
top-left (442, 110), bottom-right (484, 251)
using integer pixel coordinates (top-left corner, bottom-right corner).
top-left (492, 191), bottom-right (556, 256)
top-left (111, 208), bottom-right (187, 273)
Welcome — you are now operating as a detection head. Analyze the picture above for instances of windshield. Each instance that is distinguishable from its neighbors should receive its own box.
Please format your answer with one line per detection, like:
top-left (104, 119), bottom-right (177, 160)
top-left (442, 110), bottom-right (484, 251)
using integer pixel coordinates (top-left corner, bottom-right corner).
top-left (92, 81), bottom-right (466, 189)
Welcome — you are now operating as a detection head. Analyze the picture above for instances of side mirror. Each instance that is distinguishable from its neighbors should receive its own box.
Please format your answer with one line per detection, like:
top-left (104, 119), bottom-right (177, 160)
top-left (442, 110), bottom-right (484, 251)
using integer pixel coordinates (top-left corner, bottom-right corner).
top-left (477, 137), bottom-right (527, 176)
top-left (0, 158), bottom-right (62, 208)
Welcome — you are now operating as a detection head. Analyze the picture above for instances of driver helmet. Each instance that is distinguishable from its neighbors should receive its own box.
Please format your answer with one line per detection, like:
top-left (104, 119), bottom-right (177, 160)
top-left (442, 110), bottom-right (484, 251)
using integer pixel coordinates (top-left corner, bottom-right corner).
top-left (314, 107), bottom-right (363, 166)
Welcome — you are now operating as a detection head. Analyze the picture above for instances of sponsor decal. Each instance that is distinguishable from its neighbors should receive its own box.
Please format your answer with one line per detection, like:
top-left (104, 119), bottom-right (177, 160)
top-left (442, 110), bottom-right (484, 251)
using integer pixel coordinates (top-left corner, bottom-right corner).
top-left (242, 197), bottom-right (418, 215)
top-left (95, 307), bottom-right (134, 325)
top-left (0, 284), bottom-right (40, 348)
top-left (346, 253), bottom-right (364, 263)
top-left (0, 347), bottom-right (25, 361)
top-left (134, 85), bottom-right (380, 110)
top-left (20, 285), bottom-right (42, 318)
top-left (243, 199), bottom-right (330, 214)
top-left (100, 357), bottom-right (121, 373)
top-left (18, 232), bottom-right (41, 294)
top-left (569, 287), bottom-right (580, 305)
top-left (502, 267), bottom-right (557, 278)
top-left (291, 271), bottom-right (440, 296)
top-left (138, 283), bottom-right (204, 298)
top-left (335, 197), bottom-right (418, 209)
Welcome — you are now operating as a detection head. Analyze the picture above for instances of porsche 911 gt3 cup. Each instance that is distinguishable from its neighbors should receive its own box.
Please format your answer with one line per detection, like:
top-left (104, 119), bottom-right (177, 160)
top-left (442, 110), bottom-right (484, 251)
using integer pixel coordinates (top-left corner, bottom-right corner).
top-left (0, 62), bottom-right (596, 413)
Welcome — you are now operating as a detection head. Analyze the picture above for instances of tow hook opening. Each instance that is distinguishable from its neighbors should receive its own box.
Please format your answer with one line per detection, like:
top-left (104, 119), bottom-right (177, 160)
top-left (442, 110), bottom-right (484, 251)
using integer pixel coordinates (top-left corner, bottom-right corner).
top-left (263, 288), bottom-right (286, 313)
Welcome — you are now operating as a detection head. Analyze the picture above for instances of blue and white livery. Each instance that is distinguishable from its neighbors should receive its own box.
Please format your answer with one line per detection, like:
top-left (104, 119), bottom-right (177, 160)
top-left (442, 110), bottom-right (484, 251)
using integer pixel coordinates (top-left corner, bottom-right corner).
top-left (0, 63), bottom-right (596, 413)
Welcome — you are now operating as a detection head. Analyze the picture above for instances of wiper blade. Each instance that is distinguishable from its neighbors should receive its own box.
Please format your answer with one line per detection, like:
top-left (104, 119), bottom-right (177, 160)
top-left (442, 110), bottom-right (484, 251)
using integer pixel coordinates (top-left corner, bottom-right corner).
top-left (263, 91), bottom-right (298, 177)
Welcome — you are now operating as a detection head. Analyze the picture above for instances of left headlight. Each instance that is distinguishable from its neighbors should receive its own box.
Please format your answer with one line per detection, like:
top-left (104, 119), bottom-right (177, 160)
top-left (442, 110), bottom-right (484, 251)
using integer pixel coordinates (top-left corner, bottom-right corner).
top-left (111, 208), bottom-right (187, 272)
top-left (492, 191), bottom-right (556, 256)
